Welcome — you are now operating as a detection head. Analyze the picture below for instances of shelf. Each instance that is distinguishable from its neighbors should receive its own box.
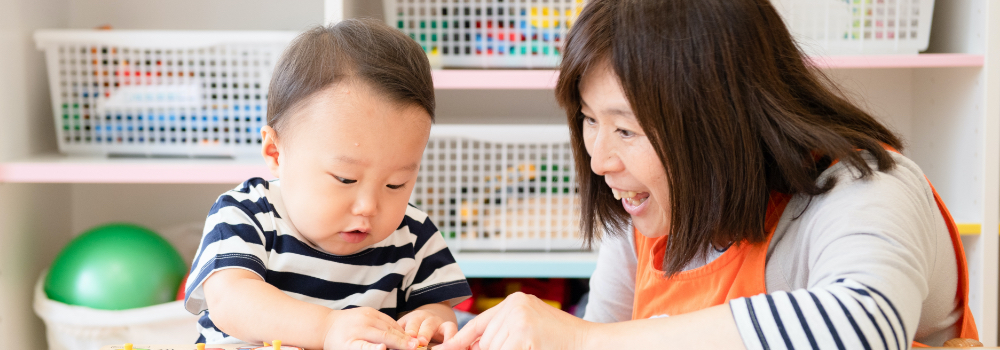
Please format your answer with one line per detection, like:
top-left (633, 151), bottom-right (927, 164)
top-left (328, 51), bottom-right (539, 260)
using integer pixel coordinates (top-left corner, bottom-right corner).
top-left (0, 155), bottom-right (990, 237)
top-left (453, 252), bottom-right (598, 278)
top-left (452, 221), bottom-right (985, 278)
top-left (0, 154), bottom-right (269, 184)
top-left (431, 54), bottom-right (984, 90)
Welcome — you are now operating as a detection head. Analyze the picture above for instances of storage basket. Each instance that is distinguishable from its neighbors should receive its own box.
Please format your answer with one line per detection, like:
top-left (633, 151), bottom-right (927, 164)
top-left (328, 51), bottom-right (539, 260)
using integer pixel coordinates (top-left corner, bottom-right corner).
top-left (384, 0), bottom-right (585, 68)
top-left (34, 272), bottom-right (200, 350)
top-left (35, 30), bottom-right (297, 157)
top-left (416, 125), bottom-right (583, 252)
top-left (773, 0), bottom-right (935, 55)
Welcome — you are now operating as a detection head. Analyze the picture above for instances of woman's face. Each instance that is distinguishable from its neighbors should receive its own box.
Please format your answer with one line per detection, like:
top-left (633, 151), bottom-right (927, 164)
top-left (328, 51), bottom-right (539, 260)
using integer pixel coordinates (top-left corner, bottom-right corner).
top-left (579, 62), bottom-right (671, 238)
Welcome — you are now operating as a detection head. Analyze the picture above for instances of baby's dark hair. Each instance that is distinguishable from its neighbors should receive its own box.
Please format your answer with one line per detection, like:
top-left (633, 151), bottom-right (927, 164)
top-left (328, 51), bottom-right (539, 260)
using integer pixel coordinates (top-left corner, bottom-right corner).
top-left (266, 18), bottom-right (435, 134)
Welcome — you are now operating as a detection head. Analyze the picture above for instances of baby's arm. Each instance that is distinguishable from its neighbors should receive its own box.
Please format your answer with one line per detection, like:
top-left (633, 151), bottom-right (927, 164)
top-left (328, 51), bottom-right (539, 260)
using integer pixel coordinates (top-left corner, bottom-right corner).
top-left (204, 269), bottom-right (419, 350)
top-left (396, 302), bottom-right (459, 345)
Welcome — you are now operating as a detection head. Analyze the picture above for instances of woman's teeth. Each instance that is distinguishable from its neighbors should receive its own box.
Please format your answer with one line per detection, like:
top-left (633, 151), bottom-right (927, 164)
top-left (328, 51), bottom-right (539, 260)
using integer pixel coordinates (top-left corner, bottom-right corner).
top-left (611, 188), bottom-right (646, 205)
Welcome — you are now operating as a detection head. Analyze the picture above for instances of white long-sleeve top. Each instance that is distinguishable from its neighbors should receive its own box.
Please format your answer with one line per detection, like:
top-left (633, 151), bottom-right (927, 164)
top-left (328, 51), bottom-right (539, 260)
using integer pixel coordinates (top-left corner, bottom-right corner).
top-left (583, 151), bottom-right (965, 349)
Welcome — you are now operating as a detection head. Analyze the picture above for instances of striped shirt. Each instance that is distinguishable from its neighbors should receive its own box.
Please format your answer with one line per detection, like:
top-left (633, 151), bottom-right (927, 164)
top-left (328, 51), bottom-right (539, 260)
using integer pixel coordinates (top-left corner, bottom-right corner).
top-left (584, 151), bottom-right (963, 348)
top-left (183, 178), bottom-right (472, 344)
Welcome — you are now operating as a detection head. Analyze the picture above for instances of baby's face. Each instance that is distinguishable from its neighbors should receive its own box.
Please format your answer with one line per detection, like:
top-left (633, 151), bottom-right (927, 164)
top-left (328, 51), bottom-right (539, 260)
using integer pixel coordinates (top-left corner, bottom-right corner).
top-left (265, 83), bottom-right (431, 255)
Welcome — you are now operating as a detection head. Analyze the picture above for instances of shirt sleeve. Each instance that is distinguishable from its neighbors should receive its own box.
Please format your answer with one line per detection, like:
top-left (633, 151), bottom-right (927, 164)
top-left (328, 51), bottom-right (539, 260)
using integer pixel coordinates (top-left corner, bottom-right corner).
top-left (398, 206), bottom-right (472, 313)
top-left (584, 231), bottom-right (636, 323)
top-left (730, 154), bottom-right (959, 349)
top-left (183, 181), bottom-right (274, 315)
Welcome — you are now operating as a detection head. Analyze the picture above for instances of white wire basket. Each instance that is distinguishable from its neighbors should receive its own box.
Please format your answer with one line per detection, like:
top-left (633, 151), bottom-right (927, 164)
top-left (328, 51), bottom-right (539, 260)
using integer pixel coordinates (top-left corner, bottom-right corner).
top-left (384, 0), bottom-right (585, 68)
top-left (385, 0), bottom-right (933, 69)
top-left (773, 0), bottom-right (935, 55)
top-left (35, 30), bottom-right (297, 157)
top-left (416, 125), bottom-right (584, 252)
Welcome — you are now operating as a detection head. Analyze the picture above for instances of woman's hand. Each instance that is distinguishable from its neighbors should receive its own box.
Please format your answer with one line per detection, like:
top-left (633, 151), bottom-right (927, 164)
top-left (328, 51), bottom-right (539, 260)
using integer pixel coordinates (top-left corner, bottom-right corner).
top-left (323, 307), bottom-right (419, 350)
top-left (436, 292), bottom-right (593, 350)
top-left (396, 304), bottom-right (459, 345)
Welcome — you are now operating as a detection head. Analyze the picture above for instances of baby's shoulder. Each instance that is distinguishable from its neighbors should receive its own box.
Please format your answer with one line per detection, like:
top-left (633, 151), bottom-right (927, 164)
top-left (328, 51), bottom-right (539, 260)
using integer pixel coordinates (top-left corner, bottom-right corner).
top-left (210, 177), bottom-right (280, 219)
top-left (394, 204), bottom-right (440, 241)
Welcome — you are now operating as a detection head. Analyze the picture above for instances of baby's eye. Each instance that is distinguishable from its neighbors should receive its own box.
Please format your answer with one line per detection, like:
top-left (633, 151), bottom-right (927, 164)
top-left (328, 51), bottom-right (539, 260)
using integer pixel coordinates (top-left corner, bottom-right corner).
top-left (333, 175), bottom-right (357, 184)
top-left (387, 183), bottom-right (406, 190)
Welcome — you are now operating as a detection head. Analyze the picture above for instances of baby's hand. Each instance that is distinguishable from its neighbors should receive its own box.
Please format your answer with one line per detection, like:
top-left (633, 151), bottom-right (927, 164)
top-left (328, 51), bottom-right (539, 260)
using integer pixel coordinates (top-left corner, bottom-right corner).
top-left (397, 310), bottom-right (458, 346)
top-left (324, 307), bottom-right (419, 350)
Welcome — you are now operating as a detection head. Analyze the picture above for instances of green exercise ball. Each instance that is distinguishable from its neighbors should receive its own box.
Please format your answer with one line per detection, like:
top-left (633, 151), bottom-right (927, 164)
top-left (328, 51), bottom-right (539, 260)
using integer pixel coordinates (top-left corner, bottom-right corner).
top-left (44, 223), bottom-right (187, 310)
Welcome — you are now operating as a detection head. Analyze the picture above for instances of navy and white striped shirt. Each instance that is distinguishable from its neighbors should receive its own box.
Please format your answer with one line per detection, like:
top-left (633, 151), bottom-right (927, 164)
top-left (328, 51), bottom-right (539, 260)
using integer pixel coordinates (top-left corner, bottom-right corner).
top-left (183, 178), bottom-right (472, 344)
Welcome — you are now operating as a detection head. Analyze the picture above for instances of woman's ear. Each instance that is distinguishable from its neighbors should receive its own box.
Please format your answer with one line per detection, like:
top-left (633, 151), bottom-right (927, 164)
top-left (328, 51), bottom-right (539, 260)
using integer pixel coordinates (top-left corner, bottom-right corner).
top-left (260, 125), bottom-right (282, 179)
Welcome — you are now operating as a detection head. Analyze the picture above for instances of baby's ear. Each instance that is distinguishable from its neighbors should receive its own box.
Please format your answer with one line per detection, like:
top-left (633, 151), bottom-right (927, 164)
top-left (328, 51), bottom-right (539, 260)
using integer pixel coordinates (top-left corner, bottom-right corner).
top-left (260, 126), bottom-right (282, 178)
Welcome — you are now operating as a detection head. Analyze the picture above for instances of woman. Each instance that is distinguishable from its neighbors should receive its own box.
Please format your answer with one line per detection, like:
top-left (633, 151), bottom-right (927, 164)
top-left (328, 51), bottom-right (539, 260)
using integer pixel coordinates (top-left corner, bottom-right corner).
top-left (437, 0), bottom-right (978, 349)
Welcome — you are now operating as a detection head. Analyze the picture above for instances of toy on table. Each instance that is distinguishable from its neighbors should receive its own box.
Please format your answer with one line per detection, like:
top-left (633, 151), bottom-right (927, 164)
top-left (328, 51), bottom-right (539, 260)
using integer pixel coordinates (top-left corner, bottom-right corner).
top-left (44, 223), bottom-right (187, 310)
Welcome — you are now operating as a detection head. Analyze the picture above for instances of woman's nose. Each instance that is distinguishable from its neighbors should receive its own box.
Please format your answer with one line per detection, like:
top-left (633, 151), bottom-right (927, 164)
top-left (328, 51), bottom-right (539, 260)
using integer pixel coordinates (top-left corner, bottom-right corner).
top-left (588, 130), bottom-right (624, 176)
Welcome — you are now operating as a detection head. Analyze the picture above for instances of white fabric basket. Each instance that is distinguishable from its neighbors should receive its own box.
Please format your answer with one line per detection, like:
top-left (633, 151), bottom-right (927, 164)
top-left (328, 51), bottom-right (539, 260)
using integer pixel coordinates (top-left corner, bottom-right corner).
top-left (34, 272), bottom-right (200, 350)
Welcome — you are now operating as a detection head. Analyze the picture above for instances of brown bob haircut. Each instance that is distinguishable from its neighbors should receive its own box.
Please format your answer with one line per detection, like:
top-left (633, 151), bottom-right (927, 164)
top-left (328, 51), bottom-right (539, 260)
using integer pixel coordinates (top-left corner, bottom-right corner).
top-left (267, 18), bottom-right (435, 135)
top-left (556, 0), bottom-right (903, 275)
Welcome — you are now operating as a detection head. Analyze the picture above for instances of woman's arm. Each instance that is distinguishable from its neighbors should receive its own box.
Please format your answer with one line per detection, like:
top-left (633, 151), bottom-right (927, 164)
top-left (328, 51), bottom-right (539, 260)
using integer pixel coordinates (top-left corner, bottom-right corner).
top-left (583, 232), bottom-right (637, 323)
top-left (436, 292), bottom-right (746, 350)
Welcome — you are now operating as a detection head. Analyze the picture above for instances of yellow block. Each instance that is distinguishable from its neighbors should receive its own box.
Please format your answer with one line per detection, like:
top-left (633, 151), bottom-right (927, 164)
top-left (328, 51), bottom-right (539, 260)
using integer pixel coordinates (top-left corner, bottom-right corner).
top-left (956, 223), bottom-right (981, 235)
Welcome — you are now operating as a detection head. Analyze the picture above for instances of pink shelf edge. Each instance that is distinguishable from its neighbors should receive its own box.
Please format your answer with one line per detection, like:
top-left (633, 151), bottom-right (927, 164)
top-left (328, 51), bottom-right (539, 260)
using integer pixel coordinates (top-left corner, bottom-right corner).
top-left (432, 70), bottom-right (559, 89)
top-left (807, 53), bottom-right (985, 69)
top-left (431, 54), bottom-right (984, 89)
top-left (0, 161), bottom-right (270, 184)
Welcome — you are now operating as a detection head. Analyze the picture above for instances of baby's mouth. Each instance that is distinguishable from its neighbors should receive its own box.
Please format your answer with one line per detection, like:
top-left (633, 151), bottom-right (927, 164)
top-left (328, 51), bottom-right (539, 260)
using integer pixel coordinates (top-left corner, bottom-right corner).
top-left (611, 188), bottom-right (650, 206)
top-left (339, 229), bottom-right (369, 243)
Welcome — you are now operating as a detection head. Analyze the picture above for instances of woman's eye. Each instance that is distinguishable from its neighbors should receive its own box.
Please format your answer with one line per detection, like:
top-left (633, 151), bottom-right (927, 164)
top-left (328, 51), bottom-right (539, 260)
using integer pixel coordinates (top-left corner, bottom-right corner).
top-left (334, 176), bottom-right (357, 184)
top-left (387, 183), bottom-right (406, 190)
top-left (583, 116), bottom-right (597, 126)
top-left (617, 129), bottom-right (635, 138)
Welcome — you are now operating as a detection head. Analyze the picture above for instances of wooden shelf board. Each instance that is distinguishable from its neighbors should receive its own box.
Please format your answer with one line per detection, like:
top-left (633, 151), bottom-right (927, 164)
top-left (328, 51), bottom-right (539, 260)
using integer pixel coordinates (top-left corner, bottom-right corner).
top-left (431, 54), bottom-right (984, 90)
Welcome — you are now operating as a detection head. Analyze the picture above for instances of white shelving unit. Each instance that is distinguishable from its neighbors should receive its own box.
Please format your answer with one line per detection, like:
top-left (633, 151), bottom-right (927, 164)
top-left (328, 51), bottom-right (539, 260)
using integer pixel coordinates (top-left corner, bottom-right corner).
top-left (1, 0), bottom-right (997, 348)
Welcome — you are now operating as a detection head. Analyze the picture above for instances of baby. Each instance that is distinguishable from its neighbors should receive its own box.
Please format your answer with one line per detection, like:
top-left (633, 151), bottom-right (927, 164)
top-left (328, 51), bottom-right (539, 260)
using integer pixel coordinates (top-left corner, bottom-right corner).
top-left (183, 19), bottom-right (471, 350)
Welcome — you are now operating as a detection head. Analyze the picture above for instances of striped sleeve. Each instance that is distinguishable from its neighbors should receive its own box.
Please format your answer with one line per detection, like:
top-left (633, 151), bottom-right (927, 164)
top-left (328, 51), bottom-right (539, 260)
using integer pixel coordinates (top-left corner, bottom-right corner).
top-left (731, 278), bottom-right (909, 350)
top-left (398, 205), bottom-right (472, 312)
top-left (183, 179), bottom-right (275, 315)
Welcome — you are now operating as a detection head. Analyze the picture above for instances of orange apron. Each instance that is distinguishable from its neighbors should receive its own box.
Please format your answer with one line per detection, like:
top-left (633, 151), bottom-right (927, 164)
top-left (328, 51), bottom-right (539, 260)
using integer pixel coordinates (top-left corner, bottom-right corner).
top-left (631, 153), bottom-right (978, 346)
